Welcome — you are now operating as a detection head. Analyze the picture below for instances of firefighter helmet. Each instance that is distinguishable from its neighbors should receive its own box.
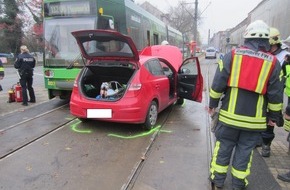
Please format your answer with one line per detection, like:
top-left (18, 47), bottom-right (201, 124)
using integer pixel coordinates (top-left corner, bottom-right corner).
top-left (161, 40), bottom-right (169, 45)
top-left (243, 20), bottom-right (270, 39)
top-left (269, 27), bottom-right (281, 45)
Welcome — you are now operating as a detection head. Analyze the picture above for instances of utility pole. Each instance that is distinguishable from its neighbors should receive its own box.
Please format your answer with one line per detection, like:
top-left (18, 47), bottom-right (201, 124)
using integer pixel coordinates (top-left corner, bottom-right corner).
top-left (191, 0), bottom-right (198, 57)
top-left (194, 0), bottom-right (198, 43)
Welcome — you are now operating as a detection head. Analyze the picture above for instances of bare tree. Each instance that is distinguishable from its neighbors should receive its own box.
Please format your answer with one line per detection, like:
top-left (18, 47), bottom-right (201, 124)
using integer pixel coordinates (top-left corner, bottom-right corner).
top-left (18, 0), bottom-right (43, 53)
top-left (167, 0), bottom-right (202, 45)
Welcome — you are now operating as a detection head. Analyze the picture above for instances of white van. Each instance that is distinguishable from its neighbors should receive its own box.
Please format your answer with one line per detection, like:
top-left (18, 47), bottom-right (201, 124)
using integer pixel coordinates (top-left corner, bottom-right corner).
top-left (205, 47), bottom-right (217, 59)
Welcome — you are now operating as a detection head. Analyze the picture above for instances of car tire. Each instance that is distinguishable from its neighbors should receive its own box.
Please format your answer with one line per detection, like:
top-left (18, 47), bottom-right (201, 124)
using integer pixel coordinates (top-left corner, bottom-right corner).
top-left (176, 97), bottom-right (184, 105)
top-left (143, 101), bottom-right (158, 130)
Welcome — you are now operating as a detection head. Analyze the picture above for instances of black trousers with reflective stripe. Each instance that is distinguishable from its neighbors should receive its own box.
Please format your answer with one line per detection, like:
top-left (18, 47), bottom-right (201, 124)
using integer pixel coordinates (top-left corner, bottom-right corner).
top-left (210, 123), bottom-right (261, 188)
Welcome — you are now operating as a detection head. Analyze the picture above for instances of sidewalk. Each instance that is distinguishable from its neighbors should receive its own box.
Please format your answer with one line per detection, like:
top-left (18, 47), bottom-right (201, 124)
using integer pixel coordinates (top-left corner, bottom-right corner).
top-left (0, 84), bottom-right (49, 116)
top-left (257, 126), bottom-right (290, 190)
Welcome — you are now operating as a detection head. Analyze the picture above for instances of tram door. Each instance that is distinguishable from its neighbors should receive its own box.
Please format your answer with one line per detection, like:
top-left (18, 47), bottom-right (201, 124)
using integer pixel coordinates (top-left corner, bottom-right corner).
top-left (153, 33), bottom-right (158, 45)
top-left (147, 31), bottom-right (150, 46)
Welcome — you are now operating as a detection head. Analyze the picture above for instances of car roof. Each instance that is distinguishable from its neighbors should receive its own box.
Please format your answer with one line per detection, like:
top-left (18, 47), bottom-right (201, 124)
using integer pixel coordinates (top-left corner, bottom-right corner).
top-left (71, 29), bottom-right (139, 63)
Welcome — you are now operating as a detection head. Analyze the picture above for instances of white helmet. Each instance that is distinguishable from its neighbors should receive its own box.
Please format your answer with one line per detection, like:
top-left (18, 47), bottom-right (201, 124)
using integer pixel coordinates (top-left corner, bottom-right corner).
top-left (243, 20), bottom-right (270, 39)
top-left (269, 27), bottom-right (281, 45)
top-left (161, 40), bottom-right (169, 45)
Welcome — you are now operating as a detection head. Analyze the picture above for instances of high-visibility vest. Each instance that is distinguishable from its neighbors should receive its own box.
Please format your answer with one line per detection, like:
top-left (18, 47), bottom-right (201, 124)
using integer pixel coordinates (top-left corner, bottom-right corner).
top-left (285, 64), bottom-right (290, 96)
top-left (228, 48), bottom-right (276, 95)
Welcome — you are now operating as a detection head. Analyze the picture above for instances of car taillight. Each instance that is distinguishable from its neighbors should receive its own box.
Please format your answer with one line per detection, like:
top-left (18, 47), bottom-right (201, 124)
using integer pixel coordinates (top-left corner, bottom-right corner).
top-left (129, 83), bottom-right (142, 91)
top-left (73, 74), bottom-right (80, 88)
top-left (73, 80), bottom-right (78, 87)
top-left (125, 83), bottom-right (142, 97)
top-left (44, 70), bottom-right (54, 78)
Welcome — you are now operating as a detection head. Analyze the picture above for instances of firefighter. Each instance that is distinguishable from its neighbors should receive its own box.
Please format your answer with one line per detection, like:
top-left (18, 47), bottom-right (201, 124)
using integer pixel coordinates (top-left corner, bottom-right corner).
top-left (208, 20), bottom-right (283, 190)
top-left (0, 59), bottom-right (4, 91)
top-left (269, 27), bottom-right (290, 65)
top-left (261, 27), bottom-right (290, 157)
top-left (14, 45), bottom-right (36, 106)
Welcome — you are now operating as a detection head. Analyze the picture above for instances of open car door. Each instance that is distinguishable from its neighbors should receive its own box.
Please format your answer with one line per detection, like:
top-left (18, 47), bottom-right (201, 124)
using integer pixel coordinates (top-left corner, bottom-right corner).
top-left (177, 56), bottom-right (203, 103)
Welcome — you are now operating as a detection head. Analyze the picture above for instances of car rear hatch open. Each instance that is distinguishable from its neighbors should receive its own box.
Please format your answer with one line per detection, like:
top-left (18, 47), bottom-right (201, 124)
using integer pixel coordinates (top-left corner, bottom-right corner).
top-left (71, 30), bottom-right (140, 101)
top-left (71, 29), bottom-right (139, 64)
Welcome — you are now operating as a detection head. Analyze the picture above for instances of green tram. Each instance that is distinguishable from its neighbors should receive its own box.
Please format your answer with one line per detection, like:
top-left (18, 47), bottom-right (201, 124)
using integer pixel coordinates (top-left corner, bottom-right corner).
top-left (43, 0), bottom-right (184, 99)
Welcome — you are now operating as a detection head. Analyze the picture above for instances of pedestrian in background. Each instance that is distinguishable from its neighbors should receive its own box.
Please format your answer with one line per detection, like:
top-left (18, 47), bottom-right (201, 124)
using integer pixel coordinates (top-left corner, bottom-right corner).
top-left (208, 20), bottom-right (283, 190)
top-left (261, 27), bottom-right (290, 157)
top-left (14, 45), bottom-right (36, 106)
top-left (0, 59), bottom-right (4, 91)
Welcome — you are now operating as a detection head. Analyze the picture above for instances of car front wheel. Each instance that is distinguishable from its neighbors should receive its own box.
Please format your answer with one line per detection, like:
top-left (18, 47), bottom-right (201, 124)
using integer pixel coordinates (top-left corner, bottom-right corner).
top-left (143, 101), bottom-right (158, 130)
top-left (176, 97), bottom-right (184, 105)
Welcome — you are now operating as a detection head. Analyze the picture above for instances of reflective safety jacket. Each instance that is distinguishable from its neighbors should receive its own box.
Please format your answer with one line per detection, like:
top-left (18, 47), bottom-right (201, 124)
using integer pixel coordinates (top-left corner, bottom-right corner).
top-left (209, 47), bottom-right (283, 131)
top-left (284, 64), bottom-right (290, 96)
top-left (0, 59), bottom-right (4, 78)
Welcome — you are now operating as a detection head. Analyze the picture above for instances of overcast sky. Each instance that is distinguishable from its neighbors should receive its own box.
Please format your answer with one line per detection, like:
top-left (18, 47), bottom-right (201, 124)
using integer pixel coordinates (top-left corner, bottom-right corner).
top-left (135, 0), bottom-right (263, 44)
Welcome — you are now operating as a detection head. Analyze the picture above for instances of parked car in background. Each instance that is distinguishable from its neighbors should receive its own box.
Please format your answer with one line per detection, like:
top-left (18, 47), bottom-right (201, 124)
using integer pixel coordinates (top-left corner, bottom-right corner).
top-left (0, 53), bottom-right (14, 64)
top-left (205, 47), bottom-right (217, 59)
top-left (70, 29), bottom-right (203, 130)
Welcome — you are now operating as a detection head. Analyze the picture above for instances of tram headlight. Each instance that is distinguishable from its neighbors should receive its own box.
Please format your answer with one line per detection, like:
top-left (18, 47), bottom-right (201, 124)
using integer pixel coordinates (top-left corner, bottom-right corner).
top-left (44, 70), bottom-right (54, 78)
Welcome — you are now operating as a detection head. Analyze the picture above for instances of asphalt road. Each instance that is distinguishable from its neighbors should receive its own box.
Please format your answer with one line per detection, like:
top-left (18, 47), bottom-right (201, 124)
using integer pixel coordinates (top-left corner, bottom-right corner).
top-left (0, 58), bottom-right (285, 190)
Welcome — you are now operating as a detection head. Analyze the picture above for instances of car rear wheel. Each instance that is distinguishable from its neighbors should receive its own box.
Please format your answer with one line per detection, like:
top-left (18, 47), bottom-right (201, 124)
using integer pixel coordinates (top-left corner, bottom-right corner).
top-left (143, 101), bottom-right (158, 130)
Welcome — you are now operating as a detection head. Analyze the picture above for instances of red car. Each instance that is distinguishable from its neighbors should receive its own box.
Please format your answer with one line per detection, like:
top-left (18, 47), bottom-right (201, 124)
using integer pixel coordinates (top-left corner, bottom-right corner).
top-left (70, 30), bottom-right (203, 130)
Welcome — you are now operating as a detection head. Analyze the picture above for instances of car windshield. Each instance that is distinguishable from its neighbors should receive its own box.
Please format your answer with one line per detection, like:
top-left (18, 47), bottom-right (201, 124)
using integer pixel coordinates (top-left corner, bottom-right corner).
top-left (44, 17), bottom-right (96, 67)
top-left (206, 49), bottom-right (215, 52)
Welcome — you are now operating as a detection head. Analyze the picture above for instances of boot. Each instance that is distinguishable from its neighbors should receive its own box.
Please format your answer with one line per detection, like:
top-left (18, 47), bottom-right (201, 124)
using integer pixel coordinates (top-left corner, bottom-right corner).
top-left (261, 143), bottom-right (271, 157)
top-left (277, 171), bottom-right (290, 182)
top-left (211, 182), bottom-right (223, 190)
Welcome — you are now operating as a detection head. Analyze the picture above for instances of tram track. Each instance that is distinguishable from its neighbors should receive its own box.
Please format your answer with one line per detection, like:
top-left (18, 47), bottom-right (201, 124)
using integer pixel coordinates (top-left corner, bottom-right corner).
top-left (121, 104), bottom-right (174, 190)
top-left (0, 100), bottom-right (76, 160)
top-left (0, 117), bottom-right (77, 160)
top-left (0, 104), bottom-right (70, 134)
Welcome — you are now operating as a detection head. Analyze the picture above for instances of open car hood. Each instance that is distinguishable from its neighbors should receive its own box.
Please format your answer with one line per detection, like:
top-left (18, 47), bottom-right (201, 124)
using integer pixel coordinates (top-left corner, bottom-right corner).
top-left (71, 30), bottom-right (139, 63)
top-left (140, 45), bottom-right (183, 72)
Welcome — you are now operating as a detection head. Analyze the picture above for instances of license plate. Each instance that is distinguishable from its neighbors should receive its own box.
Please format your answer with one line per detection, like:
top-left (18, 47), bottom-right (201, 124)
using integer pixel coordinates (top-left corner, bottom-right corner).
top-left (87, 109), bottom-right (112, 118)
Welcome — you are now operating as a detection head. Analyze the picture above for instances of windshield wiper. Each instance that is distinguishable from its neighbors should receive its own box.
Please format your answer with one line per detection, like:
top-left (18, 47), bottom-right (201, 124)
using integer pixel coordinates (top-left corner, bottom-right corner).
top-left (66, 53), bottom-right (85, 69)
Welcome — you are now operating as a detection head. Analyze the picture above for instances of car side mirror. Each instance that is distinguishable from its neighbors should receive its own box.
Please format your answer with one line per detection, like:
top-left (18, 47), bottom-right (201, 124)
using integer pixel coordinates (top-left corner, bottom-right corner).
top-left (163, 67), bottom-right (169, 72)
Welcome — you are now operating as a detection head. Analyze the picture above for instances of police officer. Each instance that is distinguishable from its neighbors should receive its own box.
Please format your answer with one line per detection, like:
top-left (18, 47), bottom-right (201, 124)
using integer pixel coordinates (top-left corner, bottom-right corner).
top-left (14, 45), bottom-right (36, 106)
top-left (208, 20), bottom-right (283, 190)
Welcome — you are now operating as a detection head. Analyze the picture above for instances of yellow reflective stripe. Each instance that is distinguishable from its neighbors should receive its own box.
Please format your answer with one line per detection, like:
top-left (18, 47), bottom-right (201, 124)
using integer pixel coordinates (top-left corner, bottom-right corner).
top-left (279, 70), bottom-right (284, 81)
top-left (229, 55), bottom-right (242, 86)
top-left (268, 103), bottom-right (283, 111)
top-left (255, 60), bottom-right (272, 93)
top-left (219, 110), bottom-right (266, 129)
top-left (228, 88), bottom-right (238, 113)
top-left (218, 59), bottom-right (224, 72)
top-left (284, 119), bottom-right (290, 132)
top-left (210, 88), bottom-right (223, 99)
top-left (256, 94), bottom-right (264, 117)
top-left (0, 68), bottom-right (4, 71)
top-left (231, 150), bottom-right (253, 187)
top-left (220, 110), bottom-right (265, 123)
top-left (210, 141), bottom-right (228, 178)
